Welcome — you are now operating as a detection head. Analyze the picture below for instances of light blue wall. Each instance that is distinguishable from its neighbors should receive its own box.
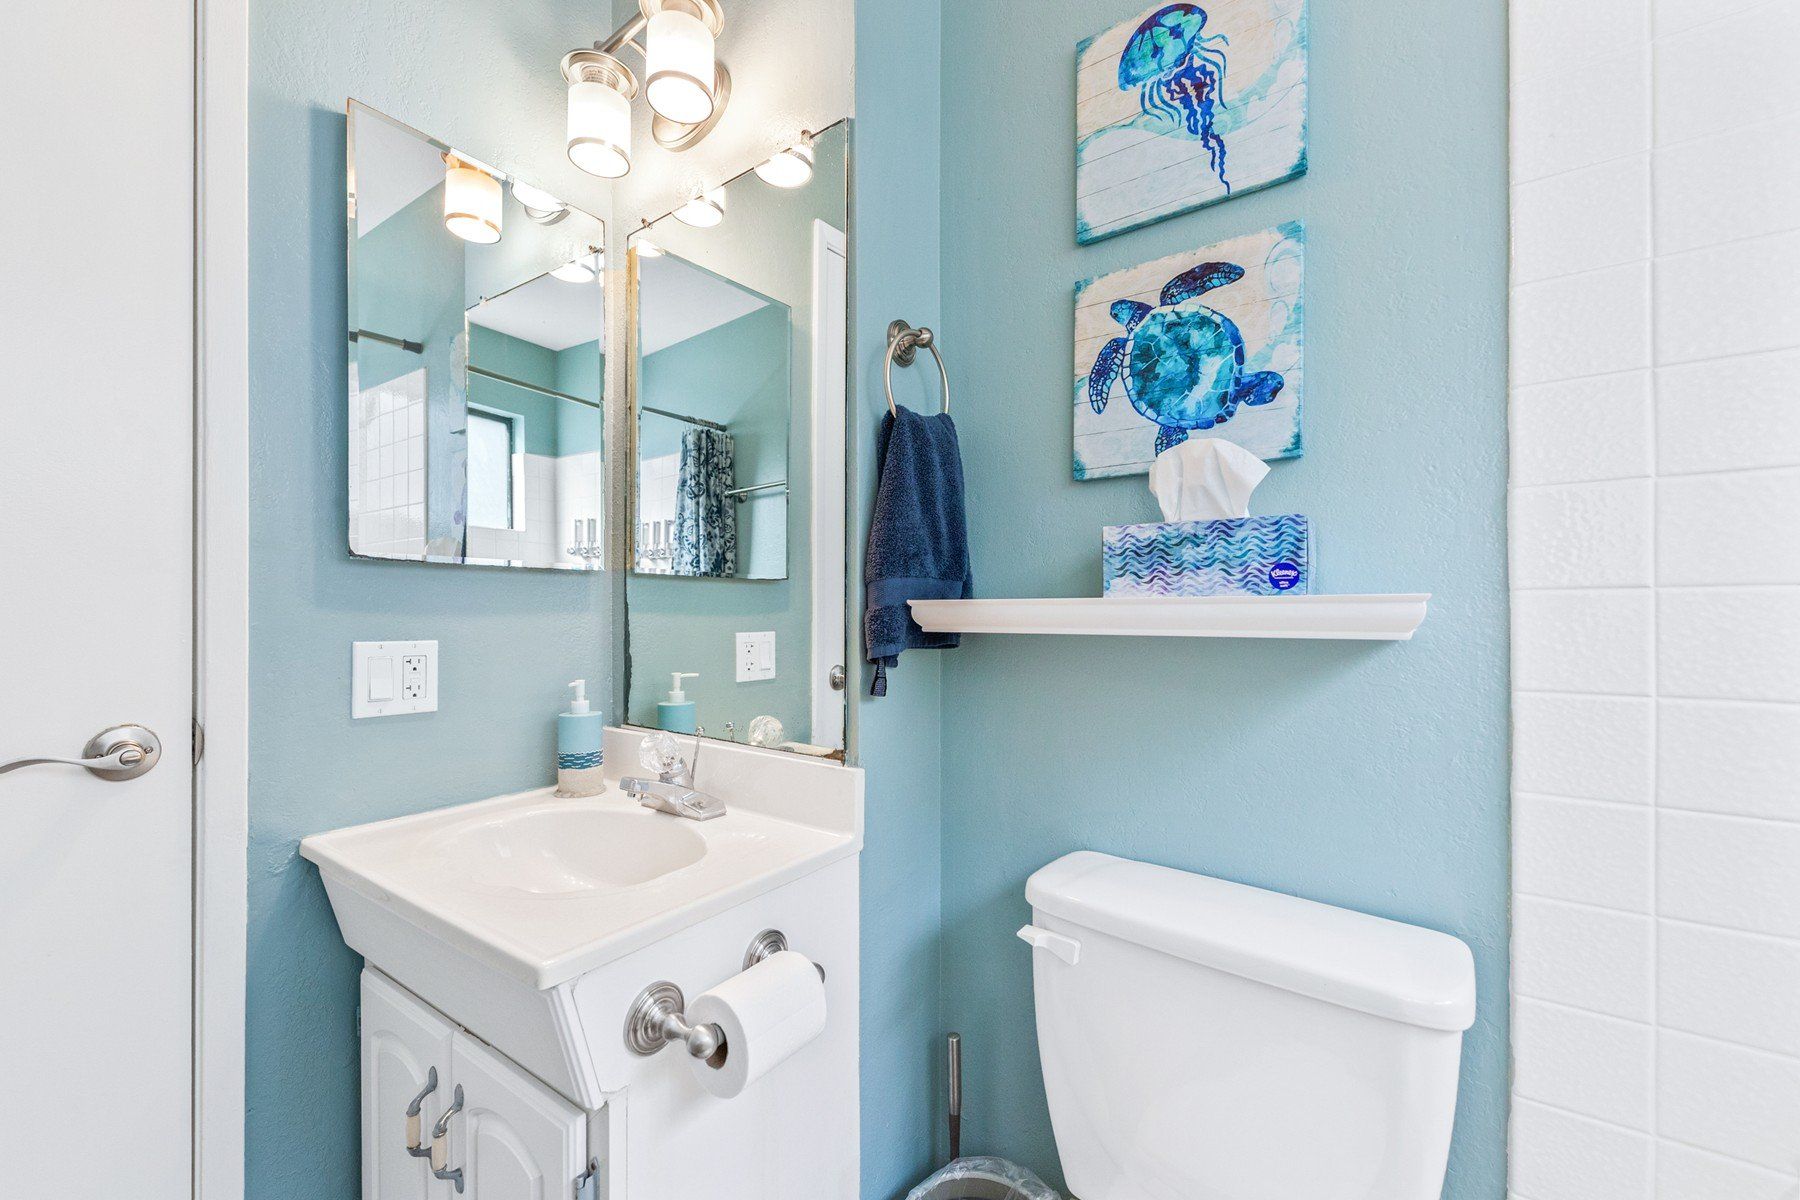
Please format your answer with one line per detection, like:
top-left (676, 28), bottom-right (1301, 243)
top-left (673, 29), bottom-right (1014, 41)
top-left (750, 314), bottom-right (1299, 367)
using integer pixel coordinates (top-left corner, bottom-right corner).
top-left (246, 2), bottom-right (615, 1196)
top-left (851, 4), bottom-right (947, 1199)
top-left (934, 3), bottom-right (1510, 1198)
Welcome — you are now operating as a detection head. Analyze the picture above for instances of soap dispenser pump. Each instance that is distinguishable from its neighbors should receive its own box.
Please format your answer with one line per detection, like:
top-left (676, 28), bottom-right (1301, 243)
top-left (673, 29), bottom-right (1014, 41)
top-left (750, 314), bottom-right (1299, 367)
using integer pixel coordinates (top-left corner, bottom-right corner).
top-left (555, 679), bottom-right (605, 797)
top-left (657, 672), bottom-right (699, 734)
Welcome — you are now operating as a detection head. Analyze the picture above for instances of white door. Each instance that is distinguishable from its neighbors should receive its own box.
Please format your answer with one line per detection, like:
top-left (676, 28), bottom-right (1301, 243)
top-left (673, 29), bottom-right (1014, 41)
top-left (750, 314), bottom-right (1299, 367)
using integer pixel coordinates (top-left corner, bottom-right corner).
top-left (0, 0), bottom-right (196, 1194)
top-left (451, 1032), bottom-right (589, 1200)
top-left (809, 220), bottom-right (848, 749)
top-left (363, 971), bottom-right (457, 1200)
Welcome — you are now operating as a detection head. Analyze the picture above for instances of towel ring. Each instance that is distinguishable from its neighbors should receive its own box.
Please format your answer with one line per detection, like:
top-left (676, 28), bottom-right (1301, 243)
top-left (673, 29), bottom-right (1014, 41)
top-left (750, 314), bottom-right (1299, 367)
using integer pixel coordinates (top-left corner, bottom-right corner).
top-left (884, 319), bottom-right (949, 417)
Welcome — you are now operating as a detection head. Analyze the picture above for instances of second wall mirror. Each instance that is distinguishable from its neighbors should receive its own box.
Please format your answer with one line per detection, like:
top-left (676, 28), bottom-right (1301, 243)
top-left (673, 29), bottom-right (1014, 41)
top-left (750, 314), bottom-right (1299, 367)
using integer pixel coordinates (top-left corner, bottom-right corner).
top-left (625, 119), bottom-right (849, 755)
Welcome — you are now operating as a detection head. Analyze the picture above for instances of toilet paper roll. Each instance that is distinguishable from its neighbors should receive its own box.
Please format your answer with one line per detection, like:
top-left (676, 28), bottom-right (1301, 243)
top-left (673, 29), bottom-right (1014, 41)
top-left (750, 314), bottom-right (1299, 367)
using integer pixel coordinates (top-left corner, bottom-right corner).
top-left (685, 950), bottom-right (827, 1099)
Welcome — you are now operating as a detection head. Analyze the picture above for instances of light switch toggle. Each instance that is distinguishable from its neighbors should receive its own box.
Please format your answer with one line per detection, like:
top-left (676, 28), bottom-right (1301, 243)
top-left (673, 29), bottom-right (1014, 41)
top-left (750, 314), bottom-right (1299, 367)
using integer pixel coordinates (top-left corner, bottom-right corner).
top-left (368, 657), bottom-right (396, 703)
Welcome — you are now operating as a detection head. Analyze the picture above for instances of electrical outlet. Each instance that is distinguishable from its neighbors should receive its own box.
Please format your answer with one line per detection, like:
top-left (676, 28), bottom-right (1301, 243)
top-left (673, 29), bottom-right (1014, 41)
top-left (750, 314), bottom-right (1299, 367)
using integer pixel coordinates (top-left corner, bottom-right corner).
top-left (401, 654), bottom-right (427, 700)
top-left (735, 632), bottom-right (776, 682)
top-left (353, 640), bottom-right (438, 718)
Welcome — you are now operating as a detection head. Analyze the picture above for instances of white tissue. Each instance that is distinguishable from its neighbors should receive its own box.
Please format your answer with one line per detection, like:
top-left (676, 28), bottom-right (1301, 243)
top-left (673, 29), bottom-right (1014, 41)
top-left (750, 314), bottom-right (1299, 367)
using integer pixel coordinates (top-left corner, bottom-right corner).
top-left (1147, 437), bottom-right (1270, 522)
top-left (686, 950), bottom-right (827, 1099)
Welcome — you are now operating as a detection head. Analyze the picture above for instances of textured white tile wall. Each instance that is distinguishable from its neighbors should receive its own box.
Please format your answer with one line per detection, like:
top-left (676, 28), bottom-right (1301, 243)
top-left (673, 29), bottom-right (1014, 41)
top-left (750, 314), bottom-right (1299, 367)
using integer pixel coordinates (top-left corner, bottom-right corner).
top-left (1510, 0), bottom-right (1800, 1194)
top-left (348, 368), bottom-right (427, 559)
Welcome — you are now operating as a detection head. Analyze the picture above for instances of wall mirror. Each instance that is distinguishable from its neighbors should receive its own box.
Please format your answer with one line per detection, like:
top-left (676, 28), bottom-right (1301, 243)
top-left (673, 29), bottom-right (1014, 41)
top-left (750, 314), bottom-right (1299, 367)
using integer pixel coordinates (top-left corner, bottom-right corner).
top-left (624, 119), bottom-right (849, 755)
top-left (347, 100), bottom-right (607, 570)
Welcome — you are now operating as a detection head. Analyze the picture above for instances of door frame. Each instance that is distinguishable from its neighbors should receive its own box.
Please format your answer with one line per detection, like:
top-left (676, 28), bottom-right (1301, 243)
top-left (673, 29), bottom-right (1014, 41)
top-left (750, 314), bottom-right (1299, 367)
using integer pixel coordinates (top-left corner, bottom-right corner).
top-left (195, 0), bottom-right (249, 1193)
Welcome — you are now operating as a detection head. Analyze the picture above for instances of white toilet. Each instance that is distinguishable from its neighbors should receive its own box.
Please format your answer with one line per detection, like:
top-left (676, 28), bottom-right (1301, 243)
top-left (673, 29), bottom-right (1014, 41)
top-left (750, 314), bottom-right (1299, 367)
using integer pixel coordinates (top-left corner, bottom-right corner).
top-left (1019, 852), bottom-right (1476, 1200)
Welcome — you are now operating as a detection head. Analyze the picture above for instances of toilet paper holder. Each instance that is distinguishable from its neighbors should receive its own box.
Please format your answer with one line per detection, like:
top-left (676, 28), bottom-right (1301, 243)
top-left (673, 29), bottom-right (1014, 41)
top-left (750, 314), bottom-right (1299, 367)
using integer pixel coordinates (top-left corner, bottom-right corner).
top-left (624, 980), bottom-right (726, 1061)
top-left (625, 929), bottom-right (826, 1059)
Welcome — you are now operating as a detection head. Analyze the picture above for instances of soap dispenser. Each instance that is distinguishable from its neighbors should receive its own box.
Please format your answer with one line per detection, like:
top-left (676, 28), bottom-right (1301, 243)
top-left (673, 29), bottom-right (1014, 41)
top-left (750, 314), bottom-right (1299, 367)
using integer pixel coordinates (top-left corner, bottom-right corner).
top-left (555, 680), bottom-right (605, 797)
top-left (657, 672), bottom-right (699, 734)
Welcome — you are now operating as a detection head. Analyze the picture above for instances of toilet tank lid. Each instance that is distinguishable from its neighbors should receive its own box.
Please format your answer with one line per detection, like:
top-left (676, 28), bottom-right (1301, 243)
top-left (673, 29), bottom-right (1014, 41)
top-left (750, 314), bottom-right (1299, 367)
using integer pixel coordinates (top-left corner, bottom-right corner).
top-left (1026, 852), bottom-right (1476, 1032)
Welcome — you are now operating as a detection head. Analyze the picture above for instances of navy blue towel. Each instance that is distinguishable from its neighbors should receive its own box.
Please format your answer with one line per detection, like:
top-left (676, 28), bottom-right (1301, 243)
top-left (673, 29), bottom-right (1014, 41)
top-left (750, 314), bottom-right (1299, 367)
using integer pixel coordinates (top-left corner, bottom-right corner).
top-left (864, 407), bottom-right (973, 695)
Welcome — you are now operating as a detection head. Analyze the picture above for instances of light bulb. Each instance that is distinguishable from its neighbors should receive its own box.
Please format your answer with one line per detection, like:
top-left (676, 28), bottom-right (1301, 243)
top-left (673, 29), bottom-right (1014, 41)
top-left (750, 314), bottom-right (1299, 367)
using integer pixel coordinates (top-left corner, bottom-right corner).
top-left (550, 252), bottom-right (602, 283)
top-left (754, 138), bottom-right (814, 188)
top-left (567, 78), bottom-right (632, 179)
top-left (644, 8), bottom-right (716, 125)
top-left (674, 187), bottom-right (725, 228)
top-left (444, 157), bottom-right (502, 244)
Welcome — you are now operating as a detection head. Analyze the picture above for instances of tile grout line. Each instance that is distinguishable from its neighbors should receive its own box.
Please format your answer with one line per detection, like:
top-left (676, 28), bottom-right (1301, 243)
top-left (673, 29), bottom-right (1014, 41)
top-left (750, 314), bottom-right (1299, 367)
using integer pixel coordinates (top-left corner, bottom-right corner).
top-left (1646, 12), bottom-right (1663, 1185)
top-left (1516, 1095), bottom-right (1800, 1180)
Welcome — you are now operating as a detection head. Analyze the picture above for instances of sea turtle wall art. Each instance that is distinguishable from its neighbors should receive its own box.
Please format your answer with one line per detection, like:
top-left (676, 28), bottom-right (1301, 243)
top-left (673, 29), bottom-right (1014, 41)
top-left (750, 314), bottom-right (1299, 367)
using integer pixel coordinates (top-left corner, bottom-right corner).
top-left (1074, 221), bottom-right (1303, 479)
top-left (1076, 0), bottom-right (1308, 244)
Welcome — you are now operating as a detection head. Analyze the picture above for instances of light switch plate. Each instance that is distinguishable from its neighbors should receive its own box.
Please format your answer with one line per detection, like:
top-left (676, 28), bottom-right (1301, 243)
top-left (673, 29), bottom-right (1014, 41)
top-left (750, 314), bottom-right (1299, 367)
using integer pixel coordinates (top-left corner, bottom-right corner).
top-left (735, 631), bottom-right (776, 682)
top-left (353, 640), bottom-right (438, 718)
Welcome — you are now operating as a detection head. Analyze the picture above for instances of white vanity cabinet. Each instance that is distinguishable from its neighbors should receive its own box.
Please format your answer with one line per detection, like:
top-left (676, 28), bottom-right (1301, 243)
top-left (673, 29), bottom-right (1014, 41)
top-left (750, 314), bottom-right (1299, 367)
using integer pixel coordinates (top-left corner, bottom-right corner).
top-left (362, 970), bottom-right (598, 1200)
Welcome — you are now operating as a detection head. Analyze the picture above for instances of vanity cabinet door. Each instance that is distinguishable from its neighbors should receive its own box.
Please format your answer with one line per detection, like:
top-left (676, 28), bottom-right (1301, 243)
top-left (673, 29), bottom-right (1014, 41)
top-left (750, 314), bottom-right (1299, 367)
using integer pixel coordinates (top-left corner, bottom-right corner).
top-left (362, 970), bottom-right (456, 1200)
top-left (449, 1031), bottom-right (589, 1200)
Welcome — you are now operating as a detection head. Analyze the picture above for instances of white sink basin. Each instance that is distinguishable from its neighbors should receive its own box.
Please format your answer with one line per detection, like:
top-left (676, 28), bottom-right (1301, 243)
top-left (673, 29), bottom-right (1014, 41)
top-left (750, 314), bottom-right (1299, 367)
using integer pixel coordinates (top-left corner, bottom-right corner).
top-left (300, 782), bottom-right (857, 989)
top-left (427, 804), bottom-right (709, 896)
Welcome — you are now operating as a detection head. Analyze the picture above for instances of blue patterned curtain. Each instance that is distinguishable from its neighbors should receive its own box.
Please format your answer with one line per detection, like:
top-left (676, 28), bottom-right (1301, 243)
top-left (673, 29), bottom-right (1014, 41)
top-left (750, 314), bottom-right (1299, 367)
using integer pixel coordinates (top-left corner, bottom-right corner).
top-left (672, 427), bottom-right (737, 577)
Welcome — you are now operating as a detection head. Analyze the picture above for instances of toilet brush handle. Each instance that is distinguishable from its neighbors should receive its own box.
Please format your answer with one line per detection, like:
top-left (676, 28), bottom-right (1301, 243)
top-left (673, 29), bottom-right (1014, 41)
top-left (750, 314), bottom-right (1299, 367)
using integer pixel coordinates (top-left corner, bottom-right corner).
top-left (947, 1032), bottom-right (962, 1162)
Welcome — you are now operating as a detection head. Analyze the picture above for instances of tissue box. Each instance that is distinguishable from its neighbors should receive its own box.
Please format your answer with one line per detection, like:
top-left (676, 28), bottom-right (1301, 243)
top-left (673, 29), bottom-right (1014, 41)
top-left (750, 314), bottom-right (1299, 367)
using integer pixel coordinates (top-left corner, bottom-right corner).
top-left (1102, 515), bottom-right (1312, 597)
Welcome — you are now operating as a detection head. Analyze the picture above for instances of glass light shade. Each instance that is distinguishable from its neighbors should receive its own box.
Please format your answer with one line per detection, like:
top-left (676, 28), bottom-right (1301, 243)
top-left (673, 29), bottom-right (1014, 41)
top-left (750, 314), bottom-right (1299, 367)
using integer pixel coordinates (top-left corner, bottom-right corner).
top-left (567, 80), bottom-right (632, 179)
top-left (673, 187), bottom-right (726, 228)
top-left (510, 180), bottom-right (566, 216)
top-left (754, 141), bottom-right (815, 188)
top-left (634, 239), bottom-right (663, 258)
top-left (550, 252), bottom-right (602, 283)
top-left (644, 9), bottom-right (716, 125)
top-left (444, 161), bottom-right (502, 244)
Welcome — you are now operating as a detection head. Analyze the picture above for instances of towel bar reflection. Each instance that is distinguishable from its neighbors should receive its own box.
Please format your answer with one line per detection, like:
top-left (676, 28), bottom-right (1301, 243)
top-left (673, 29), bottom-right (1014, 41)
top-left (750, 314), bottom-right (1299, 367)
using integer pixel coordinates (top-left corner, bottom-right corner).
top-left (884, 319), bottom-right (949, 417)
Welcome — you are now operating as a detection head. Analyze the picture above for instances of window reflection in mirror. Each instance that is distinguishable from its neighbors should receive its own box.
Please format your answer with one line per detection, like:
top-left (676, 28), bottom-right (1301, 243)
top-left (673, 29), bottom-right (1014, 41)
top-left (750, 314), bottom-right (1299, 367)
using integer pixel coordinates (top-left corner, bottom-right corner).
top-left (625, 119), bottom-right (849, 755)
top-left (347, 100), bottom-right (606, 570)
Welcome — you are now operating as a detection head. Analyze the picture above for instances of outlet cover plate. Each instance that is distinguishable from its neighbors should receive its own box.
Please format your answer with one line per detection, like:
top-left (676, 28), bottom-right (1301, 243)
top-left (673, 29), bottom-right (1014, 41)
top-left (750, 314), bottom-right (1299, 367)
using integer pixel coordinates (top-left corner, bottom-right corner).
top-left (735, 631), bottom-right (776, 682)
top-left (353, 640), bottom-right (438, 718)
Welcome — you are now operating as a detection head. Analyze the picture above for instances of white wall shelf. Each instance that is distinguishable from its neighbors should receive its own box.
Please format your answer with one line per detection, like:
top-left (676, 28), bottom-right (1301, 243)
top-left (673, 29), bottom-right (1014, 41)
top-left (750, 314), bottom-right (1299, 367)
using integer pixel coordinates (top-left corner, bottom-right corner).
top-left (908, 595), bottom-right (1430, 641)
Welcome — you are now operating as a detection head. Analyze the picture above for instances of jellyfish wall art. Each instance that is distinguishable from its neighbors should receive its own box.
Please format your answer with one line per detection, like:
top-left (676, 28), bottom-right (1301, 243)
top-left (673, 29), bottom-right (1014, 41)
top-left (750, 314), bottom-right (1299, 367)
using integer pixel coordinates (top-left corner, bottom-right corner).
top-left (1073, 221), bottom-right (1304, 479)
top-left (1076, 0), bottom-right (1308, 244)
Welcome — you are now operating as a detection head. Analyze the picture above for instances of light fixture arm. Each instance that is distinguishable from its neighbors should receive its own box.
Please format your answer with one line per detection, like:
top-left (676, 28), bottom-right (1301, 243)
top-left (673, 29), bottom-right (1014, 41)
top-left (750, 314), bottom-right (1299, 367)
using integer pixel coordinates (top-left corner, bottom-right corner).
top-left (594, 14), bottom-right (648, 58)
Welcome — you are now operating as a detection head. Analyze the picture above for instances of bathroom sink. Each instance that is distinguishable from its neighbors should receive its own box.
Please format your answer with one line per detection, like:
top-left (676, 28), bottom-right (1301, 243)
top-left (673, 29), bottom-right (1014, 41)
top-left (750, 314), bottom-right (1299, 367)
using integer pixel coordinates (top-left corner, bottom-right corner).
top-left (426, 805), bottom-right (708, 895)
top-left (300, 781), bottom-right (857, 989)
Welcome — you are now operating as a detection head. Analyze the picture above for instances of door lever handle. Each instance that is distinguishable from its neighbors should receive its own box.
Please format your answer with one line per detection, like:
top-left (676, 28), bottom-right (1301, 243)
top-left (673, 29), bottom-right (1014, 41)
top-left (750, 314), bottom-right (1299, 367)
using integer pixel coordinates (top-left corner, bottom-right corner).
top-left (0, 724), bottom-right (162, 781)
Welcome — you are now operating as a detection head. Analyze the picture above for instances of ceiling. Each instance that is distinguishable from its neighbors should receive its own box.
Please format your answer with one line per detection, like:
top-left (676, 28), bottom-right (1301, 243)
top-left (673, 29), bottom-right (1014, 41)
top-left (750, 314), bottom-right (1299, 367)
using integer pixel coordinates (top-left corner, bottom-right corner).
top-left (352, 110), bottom-right (445, 233)
top-left (468, 272), bottom-right (606, 353)
top-left (637, 254), bottom-right (772, 356)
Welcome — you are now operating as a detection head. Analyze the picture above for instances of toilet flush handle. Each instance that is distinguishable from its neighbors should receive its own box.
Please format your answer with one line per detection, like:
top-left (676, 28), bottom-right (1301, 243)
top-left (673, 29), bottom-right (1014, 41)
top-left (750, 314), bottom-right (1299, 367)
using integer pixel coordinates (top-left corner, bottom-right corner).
top-left (1017, 925), bottom-right (1082, 966)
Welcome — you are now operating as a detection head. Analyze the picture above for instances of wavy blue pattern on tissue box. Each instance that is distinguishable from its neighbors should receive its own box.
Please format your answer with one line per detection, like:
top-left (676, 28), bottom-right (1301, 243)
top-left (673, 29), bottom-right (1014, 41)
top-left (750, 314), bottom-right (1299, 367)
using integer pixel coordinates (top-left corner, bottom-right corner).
top-left (1103, 515), bottom-right (1312, 597)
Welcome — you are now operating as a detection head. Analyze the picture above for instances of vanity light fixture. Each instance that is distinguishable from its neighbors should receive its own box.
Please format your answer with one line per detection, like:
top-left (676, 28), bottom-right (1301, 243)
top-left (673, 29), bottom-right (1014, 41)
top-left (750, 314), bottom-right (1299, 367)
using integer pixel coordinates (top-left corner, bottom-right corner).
top-left (673, 187), bottom-right (726, 228)
top-left (558, 0), bottom-right (731, 177)
top-left (550, 251), bottom-right (604, 283)
top-left (753, 133), bottom-right (814, 189)
top-left (443, 154), bottom-right (502, 244)
top-left (509, 180), bottom-right (569, 225)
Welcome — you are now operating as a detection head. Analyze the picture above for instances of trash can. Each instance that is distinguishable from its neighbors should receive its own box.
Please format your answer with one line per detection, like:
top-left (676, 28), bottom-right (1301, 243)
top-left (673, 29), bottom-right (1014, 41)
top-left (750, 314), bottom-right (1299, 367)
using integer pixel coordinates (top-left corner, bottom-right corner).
top-left (905, 1157), bottom-right (1060, 1200)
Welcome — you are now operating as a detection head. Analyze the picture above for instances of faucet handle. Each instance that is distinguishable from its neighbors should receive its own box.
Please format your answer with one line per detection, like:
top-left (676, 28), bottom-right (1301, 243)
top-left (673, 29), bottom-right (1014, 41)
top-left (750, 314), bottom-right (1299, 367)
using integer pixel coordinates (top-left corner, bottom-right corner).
top-left (638, 731), bottom-right (685, 778)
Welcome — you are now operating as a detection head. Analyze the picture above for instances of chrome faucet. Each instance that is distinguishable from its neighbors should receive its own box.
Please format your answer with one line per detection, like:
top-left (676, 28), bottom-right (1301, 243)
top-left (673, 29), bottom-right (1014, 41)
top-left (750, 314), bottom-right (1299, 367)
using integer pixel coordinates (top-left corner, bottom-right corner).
top-left (620, 730), bottom-right (726, 821)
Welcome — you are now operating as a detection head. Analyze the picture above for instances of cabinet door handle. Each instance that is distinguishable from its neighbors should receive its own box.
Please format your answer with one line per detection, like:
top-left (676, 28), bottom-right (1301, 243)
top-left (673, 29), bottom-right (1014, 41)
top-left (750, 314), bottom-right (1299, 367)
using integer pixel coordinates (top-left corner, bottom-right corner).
top-left (430, 1084), bottom-right (465, 1193)
top-left (404, 1067), bottom-right (437, 1158)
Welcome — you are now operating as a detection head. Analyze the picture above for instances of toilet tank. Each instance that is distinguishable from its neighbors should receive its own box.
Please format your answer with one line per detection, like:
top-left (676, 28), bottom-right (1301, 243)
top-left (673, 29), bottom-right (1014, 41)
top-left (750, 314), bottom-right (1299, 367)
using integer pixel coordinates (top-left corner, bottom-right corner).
top-left (1023, 852), bottom-right (1475, 1200)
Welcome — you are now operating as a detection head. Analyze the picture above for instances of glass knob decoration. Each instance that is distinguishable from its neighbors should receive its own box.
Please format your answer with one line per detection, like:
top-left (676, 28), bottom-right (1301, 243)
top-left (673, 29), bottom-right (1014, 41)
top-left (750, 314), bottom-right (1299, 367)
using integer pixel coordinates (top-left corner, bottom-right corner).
top-left (639, 730), bottom-right (684, 776)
